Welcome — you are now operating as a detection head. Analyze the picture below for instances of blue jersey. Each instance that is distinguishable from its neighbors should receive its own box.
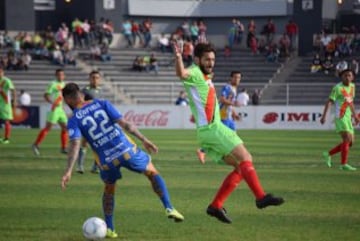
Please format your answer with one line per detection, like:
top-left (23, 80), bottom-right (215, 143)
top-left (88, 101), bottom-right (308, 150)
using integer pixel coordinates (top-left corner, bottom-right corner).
top-left (219, 84), bottom-right (236, 121)
top-left (67, 99), bottom-right (135, 165)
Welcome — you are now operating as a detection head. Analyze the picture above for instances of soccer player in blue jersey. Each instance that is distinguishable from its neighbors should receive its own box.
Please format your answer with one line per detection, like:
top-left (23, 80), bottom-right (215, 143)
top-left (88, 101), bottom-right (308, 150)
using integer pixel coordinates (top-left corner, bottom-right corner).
top-left (219, 71), bottom-right (241, 130)
top-left (60, 83), bottom-right (184, 238)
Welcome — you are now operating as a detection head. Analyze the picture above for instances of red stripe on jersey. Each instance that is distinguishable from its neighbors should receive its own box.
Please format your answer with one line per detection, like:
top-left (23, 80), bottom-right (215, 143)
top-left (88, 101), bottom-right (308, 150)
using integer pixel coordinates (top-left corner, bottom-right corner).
top-left (204, 74), bottom-right (216, 123)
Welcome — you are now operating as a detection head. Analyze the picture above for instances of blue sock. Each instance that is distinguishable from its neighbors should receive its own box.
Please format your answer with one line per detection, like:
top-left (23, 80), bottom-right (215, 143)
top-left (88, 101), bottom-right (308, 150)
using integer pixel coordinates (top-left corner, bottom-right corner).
top-left (103, 191), bottom-right (115, 230)
top-left (151, 174), bottom-right (172, 209)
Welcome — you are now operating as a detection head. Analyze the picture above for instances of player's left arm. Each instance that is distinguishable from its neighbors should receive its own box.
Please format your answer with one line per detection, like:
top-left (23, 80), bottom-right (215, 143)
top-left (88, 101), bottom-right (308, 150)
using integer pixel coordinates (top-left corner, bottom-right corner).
top-left (117, 118), bottom-right (158, 154)
top-left (61, 138), bottom-right (81, 190)
top-left (11, 88), bottom-right (16, 107)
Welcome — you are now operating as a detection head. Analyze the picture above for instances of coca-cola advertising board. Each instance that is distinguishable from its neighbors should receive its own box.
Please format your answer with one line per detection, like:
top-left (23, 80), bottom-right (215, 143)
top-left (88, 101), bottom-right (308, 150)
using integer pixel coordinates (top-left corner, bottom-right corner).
top-left (119, 105), bottom-right (193, 129)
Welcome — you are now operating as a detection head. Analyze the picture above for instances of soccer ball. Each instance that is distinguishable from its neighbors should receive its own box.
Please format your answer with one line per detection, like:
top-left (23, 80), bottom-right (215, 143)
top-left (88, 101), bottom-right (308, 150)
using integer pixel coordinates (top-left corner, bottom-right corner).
top-left (82, 217), bottom-right (107, 240)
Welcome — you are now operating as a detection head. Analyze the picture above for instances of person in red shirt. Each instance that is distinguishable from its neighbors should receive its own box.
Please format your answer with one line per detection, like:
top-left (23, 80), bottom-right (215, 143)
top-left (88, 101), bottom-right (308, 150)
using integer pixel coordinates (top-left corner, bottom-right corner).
top-left (285, 19), bottom-right (298, 51)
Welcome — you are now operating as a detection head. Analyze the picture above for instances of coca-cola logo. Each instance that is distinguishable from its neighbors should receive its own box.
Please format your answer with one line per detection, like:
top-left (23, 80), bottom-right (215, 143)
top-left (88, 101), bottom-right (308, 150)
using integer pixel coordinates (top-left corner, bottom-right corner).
top-left (124, 110), bottom-right (169, 126)
top-left (263, 112), bottom-right (278, 124)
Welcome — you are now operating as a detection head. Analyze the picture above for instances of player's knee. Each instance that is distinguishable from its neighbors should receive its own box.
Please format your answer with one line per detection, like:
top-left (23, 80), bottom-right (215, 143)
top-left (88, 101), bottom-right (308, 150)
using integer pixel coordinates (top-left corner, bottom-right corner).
top-left (104, 183), bottom-right (116, 194)
top-left (144, 169), bottom-right (158, 179)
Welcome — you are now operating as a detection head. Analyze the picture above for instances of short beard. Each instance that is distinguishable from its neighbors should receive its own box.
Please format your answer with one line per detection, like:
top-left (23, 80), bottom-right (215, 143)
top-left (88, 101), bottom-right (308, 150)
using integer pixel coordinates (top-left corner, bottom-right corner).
top-left (199, 65), bottom-right (211, 75)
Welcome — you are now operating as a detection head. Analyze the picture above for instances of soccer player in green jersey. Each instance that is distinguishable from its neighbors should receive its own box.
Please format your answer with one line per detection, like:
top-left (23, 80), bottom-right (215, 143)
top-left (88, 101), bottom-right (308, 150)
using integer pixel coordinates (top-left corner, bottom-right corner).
top-left (0, 66), bottom-right (16, 144)
top-left (32, 69), bottom-right (68, 155)
top-left (76, 70), bottom-right (103, 174)
top-left (174, 42), bottom-right (284, 224)
top-left (320, 69), bottom-right (360, 171)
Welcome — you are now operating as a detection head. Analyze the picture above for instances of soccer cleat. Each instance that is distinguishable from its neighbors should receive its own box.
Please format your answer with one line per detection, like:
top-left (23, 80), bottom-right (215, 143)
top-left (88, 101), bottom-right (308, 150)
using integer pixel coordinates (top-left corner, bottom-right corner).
top-left (106, 229), bottom-right (118, 239)
top-left (196, 148), bottom-right (206, 164)
top-left (256, 193), bottom-right (284, 209)
top-left (60, 148), bottom-right (68, 154)
top-left (339, 164), bottom-right (357, 171)
top-left (1, 138), bottom-right (10, 144)
top-left (90, 163), bottom-right (99, 174)
top-left (166, 208), bottom-right (184, 222)
top-left (32, 144), bottom-right (40, 156)
top-left (76, 166), bottom-right (84, 174)
top-left (322, 151), bottom-right (332, 168)
top-left (206, 205), bottom-right (232, 224)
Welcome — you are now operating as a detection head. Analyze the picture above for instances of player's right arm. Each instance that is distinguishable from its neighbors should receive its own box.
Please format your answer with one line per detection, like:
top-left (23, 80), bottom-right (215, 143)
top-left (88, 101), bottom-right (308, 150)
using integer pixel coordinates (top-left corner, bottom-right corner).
top-left (61, 118), bottom-right (82, 190)
top-left (61, 138), bottom-right (81, 190)
top-left (173, 42), bottom-right (190, 80)
top-left (320, 99), bottom-right (333, 124)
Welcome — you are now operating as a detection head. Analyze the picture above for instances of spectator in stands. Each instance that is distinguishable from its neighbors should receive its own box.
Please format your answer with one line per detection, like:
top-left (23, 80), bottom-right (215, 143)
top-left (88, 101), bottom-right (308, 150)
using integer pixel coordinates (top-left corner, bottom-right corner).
top-left (228, 19), bottom-right (237, 49)
top-left (122, 19), bottom-right (133, 48)
top-left (131, 20), bottom-right (143, 47)
top-left (310, 53), bottom-right (322, 73)
top-left (265, 44), bottom-right (280, 63)
top-left (100, 43), bottom-right (111, 62)
top-left (224, 45), bottom-right (231, 59)
top-left (13, 36), bottom-right (21, 56)
top-left (350, 58), bottom-right (359, 76)
top-left (261, 18), bottom-right (276, 45)
top-left (247, 19), bottom-right (257, 48)
top-left (190, 21), bottom-right (199, 44)
top-left (72, 18), bottom-right (83, 48)
top-left (175, 90), bottom-right (189, 106)
top-left (198, 20), bottom-right (207, 43)
top-left (6, 51), bottom-right (17, 70)
top-left (158, 33), bottom-right (170, 53)
top-left (103, 19), bottom-right (114, 45)
top-left (52, 45), bottom-right (64, 66)
top-left (322, 55), bottom-right (334, 75)
top-left (146, 53), bottom-right (159, 75)
top-left (236, 88), bottom-right (250, 106)
top-left (235, 19), bottom-right (245, 45)
top-left (335, 58), bottom-right (349, 77)
top-left (320, 32), bottom-right (332, 55)
top-left (181, 20), bottom-right (191, 41)
top-left (3, 31), bottom-right (12, 48)
top-left (279, 32), bottom-right (291, 58)
top-left (82, 19), bottom-right (92, 47)
top-left (63, 44), bottom-right (77, 66)
top-left (142, 18), bottom-right (152, 48)
top-left (0, 32), bottom-right (4, 48)
top-left (90, 43), bottom-right (101, 60)
top-left (248, 32), bottom-right (258, 55)
top-left (132, 56), bottom-right (146, 72)
top-left (19, 89), bottom-right (31, 106)
top-left (313, 33), bottom-right (322, 53)
top-left (251, 89), bottom-right (261, 105)
top-left (285, 19), bottom-right (298, 51)
top-left (20, 51), bottom-right (32, 70)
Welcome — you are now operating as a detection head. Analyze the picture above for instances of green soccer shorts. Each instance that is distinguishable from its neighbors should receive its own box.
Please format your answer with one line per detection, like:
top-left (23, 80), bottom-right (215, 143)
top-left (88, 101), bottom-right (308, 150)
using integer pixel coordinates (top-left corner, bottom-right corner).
top-left (196, 121), bottom-right (243, 164)
top-left (335, 117), bottom-right (354, 134)
top-left (46, 107), bottom-right (68, 124)
top-left (0, 104), bottom-right (13, 120)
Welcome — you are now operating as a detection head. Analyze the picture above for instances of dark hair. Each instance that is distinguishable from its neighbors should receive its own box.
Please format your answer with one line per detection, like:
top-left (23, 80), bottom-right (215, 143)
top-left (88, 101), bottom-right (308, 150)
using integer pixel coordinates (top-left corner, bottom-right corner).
top-left (340, 68), bottom-right (354, 77)
top-left (230, 71), bottom-right (241, 77)
top-left (55, 68), bottom-right (64, 74)
top-left (89, 70), bottom-right (100, 76)
top-left (62, 82), bottom-right (80, 98)
top-left (194, 43), bottom-right (216, 59)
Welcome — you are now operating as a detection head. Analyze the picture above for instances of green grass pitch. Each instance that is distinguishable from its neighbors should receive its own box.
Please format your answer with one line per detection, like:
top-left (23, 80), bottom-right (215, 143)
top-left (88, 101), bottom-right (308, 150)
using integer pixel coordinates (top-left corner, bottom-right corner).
top-left (0, 129), bottom-right (359, 241)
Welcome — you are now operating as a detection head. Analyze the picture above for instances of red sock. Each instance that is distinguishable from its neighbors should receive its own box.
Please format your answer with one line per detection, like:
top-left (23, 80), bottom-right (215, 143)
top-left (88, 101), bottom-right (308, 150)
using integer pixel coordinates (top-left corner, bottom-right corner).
top-left (211, 170), bottom-right (242, 208)
top-left (329, 143), bottom-right (342, 156)
top-left (4, 121), bottom-right (11, 139)
top-left (35, 128), bottom-right (49, 146)
top-left (239, 161), bottom-right (265, 200)
top-left (341, 141), bottom-right (350, 165)
top-left (61, 130), bottom-right (68, 149)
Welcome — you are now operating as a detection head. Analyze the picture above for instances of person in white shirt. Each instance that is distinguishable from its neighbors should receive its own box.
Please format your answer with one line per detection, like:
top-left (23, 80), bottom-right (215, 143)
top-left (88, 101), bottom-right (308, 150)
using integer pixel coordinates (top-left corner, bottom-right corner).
top-left (235, 88), bottom-right (250, 106)
top-left (19, 89), bottom-right (31, 106)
